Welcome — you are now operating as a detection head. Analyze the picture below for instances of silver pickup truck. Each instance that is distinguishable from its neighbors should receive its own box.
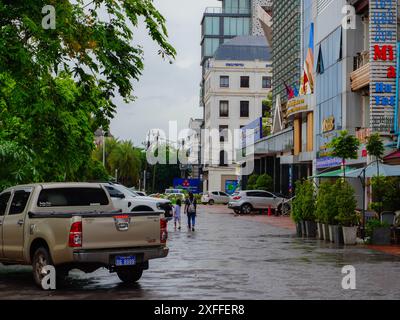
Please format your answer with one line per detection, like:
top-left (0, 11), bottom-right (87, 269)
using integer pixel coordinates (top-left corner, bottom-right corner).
top-left (0, 183), bottom-right (169, 288)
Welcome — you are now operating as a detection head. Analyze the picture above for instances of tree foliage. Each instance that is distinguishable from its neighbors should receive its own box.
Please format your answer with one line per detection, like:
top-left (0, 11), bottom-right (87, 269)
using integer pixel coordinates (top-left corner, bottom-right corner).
top-left (366, 133), bottom-right (384, 160)
top-left (0, 0), bottom-right (175, 185)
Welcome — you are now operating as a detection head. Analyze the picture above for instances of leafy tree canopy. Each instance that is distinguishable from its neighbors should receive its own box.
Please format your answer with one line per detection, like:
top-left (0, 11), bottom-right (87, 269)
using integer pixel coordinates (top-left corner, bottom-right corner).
top-left (0, 0), bottom-right (175, 185)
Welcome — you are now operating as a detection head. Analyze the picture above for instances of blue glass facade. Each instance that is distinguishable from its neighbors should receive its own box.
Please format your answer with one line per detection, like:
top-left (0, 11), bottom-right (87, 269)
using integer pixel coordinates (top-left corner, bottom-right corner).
top-left (315, 27), bottom-right (343, 156)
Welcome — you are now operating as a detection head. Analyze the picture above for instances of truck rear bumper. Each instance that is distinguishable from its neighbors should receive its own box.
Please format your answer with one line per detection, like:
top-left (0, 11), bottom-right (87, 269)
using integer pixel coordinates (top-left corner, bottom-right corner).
top-left (72, 246), bottom-right (169, 265)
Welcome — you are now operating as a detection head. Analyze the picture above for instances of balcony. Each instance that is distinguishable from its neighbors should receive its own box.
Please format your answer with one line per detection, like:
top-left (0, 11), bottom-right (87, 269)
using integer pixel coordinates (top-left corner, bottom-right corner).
top-left (204, 7), bottom-right (222, 14)
top-left (350, 51), bottom-right (370, 91)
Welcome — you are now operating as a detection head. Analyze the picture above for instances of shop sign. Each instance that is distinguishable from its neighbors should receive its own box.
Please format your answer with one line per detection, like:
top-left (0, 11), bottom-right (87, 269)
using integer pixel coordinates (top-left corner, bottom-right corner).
top-left (322, 116), bottom-right (335, 133)
top-left (370, 0), bottom-right (397, 133)
top-left (286, 95), bottom-right (313, 118)
top-left (316, 157), bottom-right (342, 169)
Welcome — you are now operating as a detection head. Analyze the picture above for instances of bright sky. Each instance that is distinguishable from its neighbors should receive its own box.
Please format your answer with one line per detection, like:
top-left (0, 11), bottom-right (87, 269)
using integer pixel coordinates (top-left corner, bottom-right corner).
top-left (109, 0), bottom-right (220, 147)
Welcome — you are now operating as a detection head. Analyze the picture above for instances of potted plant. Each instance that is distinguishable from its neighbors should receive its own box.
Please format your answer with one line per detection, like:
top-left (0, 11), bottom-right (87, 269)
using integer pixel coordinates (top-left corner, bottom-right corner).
top-left (315, 182), bottom-right (335, 241)
top-left (300, 180), bottom-right (317, 238)
top-left (336, 181), bottom-right (359, 245)
top-left (291, 180), bottom-right (304, 237)
top-left (322, 183), bottom-right (338, 242)
top-left (366, 219), bottom-right (391, 245)
top-left (316, 182), bottom-right (331, 240)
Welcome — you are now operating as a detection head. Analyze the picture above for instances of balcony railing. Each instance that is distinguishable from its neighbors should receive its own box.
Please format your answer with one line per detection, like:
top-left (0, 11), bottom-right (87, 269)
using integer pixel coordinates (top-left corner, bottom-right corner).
top-left (204, 7), bottom-right (222, 14)
top-left (350, 51), bottom-right (370, 91)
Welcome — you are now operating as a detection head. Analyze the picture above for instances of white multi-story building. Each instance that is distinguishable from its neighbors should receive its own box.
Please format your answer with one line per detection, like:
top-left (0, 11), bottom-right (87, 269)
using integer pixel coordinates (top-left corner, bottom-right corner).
top-left (201, 36), bottom-right (272, 192)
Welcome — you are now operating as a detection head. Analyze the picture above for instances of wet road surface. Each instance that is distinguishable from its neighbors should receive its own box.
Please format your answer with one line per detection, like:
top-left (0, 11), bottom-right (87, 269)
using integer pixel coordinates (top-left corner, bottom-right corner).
top-left (0, 205), bottom-right (400, 299)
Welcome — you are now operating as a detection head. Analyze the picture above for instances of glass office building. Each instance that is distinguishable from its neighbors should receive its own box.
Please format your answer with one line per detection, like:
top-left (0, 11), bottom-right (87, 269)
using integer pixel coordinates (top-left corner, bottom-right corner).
top-left (272, 0), bottom-right (301, 110)
top-left (201, 0), bottom-right (252, 66)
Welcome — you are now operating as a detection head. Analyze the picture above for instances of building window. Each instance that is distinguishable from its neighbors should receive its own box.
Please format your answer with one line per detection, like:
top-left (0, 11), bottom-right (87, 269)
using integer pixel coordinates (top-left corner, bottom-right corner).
top-left (240, 76), bottom-right (250, 88)
top-left (219, 150), bottom-right (228, 166)
top-left (203, 38), bottom-right (220, 57)
top-left (220, 76), bottom-right (229, 88)
top-left (224, 17), bottom-right (251, 36)
top-left (240, 101), bottom-right (249, 117)
top-left (219, 101), bottom-right (229, 117)
top-left (262, 76), bottom-right (272, 89)
top-left (204, 16), bottom-right (220, 36)
top-left (219, 125), bottom-right (228, 142)
top-left (223, 0), bottom-right (250, 14)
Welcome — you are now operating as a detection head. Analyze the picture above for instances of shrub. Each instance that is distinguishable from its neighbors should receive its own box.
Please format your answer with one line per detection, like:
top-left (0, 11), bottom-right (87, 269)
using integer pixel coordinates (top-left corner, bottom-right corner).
top-left (291, 180), bottom-right (315, 222)
top-left (366, 218), bottom-right (390, 239)
top-left (315, 182), bottom-right (331, 223)
top-left (255, 174), bottom-right (273, 191)
top-left (291, 180), bottom-right (303, 223)
top-left (246, 174), bottom-right (259, 190)
top-left (335, 180), bottom-right (358, 227)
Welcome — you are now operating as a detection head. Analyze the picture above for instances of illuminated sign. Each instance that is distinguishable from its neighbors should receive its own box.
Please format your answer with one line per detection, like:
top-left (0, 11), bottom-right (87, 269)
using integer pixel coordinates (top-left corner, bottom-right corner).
top-left (370, 0), bottom-right (397, 133)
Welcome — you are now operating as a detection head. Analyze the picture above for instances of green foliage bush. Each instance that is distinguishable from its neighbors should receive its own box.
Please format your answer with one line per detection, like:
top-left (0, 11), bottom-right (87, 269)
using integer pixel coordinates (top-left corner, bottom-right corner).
top-left (366, 219), bottom-right (390, 239)
top-left (335, 180), bottom-right (358, 227)
top-left (246, 174), bottom-right (259, 190)
top-left (291, 180), bottom-right (315, 222)
top-left (255, 174), bottom-right (273, 191)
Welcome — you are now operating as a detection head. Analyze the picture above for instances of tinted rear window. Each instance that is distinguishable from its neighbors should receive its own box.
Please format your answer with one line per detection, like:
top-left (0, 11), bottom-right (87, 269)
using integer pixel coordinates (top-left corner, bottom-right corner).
top-left (37, 188), bottom-right (109, 207)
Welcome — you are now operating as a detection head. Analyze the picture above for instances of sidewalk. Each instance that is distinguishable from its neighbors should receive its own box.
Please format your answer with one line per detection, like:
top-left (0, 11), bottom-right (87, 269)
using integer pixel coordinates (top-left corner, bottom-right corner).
top-left (366, 245), bottom-right (400, 256)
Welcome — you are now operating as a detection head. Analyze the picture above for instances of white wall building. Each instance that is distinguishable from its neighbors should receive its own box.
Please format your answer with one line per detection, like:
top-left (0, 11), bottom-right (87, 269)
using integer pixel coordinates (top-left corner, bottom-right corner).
top-left (202, 36), bottom-right (272, 192)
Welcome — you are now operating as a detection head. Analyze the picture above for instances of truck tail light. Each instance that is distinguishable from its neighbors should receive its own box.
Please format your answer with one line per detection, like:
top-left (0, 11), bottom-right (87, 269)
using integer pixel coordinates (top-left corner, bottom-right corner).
top-left (233, 196), bottom-right (241, 200)
top-left (160, 218), bottom-right (168, 244)
top-left (69, 221), bottom-right (82, 247)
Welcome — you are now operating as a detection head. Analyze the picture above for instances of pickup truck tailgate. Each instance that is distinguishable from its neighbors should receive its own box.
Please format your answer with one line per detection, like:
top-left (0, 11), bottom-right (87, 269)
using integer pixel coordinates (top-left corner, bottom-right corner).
top-left (81, 213), bottom-right (161, 249)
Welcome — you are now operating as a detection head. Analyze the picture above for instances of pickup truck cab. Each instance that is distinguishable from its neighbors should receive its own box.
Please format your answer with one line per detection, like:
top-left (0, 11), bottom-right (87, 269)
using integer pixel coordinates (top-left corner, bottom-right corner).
top-left (0, 183), bottom-right (169, 288)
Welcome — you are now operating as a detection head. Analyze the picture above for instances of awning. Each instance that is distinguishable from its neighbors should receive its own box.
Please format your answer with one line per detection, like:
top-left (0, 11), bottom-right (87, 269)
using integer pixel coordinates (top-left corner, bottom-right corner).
top-left (346, 162), bottom-right (400, 178)
top-left (311, 167), bottom-right (355, 178)
top-left (384, 150), bottom-right (400, 161)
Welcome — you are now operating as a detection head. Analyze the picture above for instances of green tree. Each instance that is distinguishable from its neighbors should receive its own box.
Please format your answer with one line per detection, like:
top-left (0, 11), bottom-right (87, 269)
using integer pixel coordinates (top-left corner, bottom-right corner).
top-left (0, 0), bottom-right (175, 184)
top-left (366, 133), bottom-right (385, 214)
top-left (328, 130), bottom-right (360, 179)
top-left (255, 174), bottom-right (273, 191)
top-left (246, 174), bottom-right (259, 190)
top-left (108, 141), bottom-right (142, 187)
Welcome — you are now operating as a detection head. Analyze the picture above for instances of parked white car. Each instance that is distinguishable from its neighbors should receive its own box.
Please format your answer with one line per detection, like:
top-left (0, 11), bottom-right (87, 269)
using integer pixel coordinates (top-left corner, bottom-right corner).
top-left (201, 191), bottom-right (230, 205)
top-left (228, 190), bottom-right (287, 214)
top-left (101, 183), bottom-right (173, 217)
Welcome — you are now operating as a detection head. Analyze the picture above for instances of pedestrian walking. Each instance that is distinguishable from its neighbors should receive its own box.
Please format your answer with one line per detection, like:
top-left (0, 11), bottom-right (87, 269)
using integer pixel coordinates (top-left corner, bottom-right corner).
top-left (173, 199), bottom-right (182, 230)
top-left (184, 192), bottom-right (197, 231)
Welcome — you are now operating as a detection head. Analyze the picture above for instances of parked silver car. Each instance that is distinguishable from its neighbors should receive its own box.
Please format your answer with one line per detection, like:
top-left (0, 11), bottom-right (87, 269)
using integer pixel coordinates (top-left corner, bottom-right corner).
top-left (228, 190), bottom-right (287, 214)
top-left (201, 191), bottom-right (230, 205)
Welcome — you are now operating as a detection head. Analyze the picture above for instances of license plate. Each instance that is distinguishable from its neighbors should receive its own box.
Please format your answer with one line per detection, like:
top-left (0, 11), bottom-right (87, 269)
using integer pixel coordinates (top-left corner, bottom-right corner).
top-left (115, 255), bottom-right (136, 266)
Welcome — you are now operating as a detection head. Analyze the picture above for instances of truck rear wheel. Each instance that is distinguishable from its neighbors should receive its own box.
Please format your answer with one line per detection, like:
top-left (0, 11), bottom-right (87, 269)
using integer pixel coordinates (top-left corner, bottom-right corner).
top-left (116, 266), bottom-right (143, 284)
top-left (32, 247), bottom-right (52, 288)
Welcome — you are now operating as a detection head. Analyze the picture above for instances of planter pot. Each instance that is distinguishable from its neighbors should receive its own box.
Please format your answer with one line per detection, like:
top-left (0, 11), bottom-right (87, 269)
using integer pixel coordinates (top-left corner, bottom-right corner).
top-left (322, 224), bottom-right (330, 241)
top-left (300, 220), bottom-right (307, 237)
top-left (342, 226), bottom-right (358, 245)
top-left (371, 227), bottom-right (391, 245)
top-left (305, 221), bottom-right (317, 238)
top-left (332, 225), bottom-right (344, 245)
top-left (295, 222), bottom-right (302, 237)
top-left (328, 225), bottom-right (335, 242)
top-left (317, 223), bottom-right (324, 240)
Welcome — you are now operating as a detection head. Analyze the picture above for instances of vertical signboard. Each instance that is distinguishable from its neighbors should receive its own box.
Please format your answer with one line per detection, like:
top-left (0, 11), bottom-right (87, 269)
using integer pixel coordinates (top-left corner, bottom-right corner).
top-left (370, 0), bottom-right (398, 133)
